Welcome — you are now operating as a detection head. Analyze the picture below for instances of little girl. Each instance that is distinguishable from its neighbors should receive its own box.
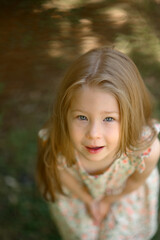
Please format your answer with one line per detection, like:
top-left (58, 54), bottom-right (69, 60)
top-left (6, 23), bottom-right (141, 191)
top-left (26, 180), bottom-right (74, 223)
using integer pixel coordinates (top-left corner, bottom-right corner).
top-left (37, 47), bottom-right (160, 240)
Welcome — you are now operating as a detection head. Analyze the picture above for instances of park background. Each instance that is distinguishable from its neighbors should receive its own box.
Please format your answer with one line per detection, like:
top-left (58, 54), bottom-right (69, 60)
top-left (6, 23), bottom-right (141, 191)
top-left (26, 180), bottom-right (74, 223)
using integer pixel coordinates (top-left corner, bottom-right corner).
top-left (0, 0), bottom-right (160, 239)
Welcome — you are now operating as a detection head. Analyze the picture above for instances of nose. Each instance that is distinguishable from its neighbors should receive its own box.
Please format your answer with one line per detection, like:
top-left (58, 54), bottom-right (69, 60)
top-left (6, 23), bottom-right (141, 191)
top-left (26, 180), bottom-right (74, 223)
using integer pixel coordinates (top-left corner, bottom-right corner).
top-left (86, 121), bottom-right (102, 140)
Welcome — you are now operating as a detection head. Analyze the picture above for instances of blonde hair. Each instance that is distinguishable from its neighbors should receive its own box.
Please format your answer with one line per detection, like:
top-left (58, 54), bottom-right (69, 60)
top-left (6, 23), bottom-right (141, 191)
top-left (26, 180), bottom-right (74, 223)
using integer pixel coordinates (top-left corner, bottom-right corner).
top-left (37, 46), bottom-right (157, 201)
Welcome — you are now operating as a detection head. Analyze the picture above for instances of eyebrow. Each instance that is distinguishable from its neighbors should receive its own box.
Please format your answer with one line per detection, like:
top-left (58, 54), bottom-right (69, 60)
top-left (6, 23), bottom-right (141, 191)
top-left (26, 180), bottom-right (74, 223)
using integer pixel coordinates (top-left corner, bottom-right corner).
top-left (71, 109), bottom-right (119, 115)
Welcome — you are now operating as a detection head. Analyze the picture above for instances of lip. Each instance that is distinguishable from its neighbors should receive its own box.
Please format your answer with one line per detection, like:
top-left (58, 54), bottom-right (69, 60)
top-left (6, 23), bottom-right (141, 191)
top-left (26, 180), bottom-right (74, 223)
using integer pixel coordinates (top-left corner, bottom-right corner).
top-left (85, 146), bottom-right (104, 154)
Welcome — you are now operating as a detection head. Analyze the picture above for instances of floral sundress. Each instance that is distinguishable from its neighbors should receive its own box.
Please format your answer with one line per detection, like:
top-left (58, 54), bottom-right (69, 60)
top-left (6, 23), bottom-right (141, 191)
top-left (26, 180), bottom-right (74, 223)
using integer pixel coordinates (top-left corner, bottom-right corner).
top-left (39, 123), bottom-right (160, 240)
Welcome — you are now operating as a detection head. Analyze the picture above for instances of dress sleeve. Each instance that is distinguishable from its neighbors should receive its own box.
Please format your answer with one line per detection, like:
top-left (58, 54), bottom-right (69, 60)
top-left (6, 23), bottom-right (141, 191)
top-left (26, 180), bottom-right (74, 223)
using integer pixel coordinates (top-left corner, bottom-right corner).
top-left (154, 122), bottom-right (160, 134)
top-left (38, 128), bottom-right (49, 142)
top-left (38, 128), bottom-right (68, 171)
top-left (135, 148), bottom-right (151, 173)
top-left (134, 122), bottom-right (160, 173)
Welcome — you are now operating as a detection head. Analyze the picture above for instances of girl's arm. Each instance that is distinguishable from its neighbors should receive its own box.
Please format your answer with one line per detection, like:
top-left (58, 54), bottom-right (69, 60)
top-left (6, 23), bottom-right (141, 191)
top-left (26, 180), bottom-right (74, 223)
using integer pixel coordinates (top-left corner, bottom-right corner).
top-left (104, 137), bottom-right (160, 203)
top-left (59, 168), bottom-right (93, 205)
top-left (59, 169), bottom-right (102, 224)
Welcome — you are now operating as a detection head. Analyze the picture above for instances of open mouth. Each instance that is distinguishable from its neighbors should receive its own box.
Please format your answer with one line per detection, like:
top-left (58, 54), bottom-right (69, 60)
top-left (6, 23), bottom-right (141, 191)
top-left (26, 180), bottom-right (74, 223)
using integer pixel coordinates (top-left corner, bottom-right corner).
top-left (86, 146), bottom-right (104, 154)
top-left (87, 146), bottom-right (103, 150)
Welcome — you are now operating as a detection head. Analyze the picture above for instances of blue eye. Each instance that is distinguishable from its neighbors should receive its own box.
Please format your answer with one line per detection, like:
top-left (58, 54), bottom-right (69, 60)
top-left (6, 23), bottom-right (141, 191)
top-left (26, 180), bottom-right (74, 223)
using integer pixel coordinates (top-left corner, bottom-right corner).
top-left (104, 117), bottom-right (114, 122)
top-left (78, 115), bottom-right (88, 121)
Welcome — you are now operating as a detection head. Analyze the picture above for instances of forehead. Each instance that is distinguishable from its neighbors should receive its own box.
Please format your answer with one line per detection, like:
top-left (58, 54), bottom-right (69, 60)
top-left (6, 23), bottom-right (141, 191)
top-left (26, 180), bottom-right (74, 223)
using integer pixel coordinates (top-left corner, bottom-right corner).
top-left (69, 85), bottom-right (119, 114)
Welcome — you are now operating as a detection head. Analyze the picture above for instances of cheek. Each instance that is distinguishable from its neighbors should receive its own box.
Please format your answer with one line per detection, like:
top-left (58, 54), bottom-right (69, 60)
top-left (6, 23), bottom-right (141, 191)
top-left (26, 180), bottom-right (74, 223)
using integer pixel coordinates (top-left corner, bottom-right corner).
top-left (68, 123), bottom-right (82, 143)
top-left (105, 125), bottom-right (120, 143)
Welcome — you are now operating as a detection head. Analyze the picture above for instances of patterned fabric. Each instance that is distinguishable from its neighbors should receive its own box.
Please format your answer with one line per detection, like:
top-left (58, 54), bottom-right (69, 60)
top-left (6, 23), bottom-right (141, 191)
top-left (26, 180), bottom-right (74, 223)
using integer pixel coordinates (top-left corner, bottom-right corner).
top-left (40, 123), bottom-right (160, 240)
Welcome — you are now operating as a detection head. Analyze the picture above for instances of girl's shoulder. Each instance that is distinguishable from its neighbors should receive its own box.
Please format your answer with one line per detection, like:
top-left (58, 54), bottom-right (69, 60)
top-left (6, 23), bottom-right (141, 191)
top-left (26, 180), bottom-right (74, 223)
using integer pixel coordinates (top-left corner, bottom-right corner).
top-left (141, 120), bottom-right (160, 140)
top-left (145, 120), bottom-right (160, 166)
top-left (130, 121), bottom-right (160, 173)
top-left (140, 120), bottom-right (160, 153)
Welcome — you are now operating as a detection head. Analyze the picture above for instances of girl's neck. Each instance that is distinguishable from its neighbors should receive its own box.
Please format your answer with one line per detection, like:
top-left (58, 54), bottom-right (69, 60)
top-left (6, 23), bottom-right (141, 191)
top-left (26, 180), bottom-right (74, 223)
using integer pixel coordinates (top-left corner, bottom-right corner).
top-left (76, 152), bottom-right (117, 175)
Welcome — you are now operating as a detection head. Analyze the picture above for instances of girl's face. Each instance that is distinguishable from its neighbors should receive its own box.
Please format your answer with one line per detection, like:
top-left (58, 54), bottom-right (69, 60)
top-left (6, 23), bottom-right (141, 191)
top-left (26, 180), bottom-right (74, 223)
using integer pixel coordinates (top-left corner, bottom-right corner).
top-left (67, 85), bottom-right (120, 169)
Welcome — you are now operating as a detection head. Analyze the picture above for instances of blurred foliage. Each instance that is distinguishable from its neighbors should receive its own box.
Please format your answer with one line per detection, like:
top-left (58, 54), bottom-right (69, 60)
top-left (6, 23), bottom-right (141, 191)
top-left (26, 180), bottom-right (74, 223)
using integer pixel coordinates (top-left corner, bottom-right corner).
top-left (0, 0), bottom-right (160, 239)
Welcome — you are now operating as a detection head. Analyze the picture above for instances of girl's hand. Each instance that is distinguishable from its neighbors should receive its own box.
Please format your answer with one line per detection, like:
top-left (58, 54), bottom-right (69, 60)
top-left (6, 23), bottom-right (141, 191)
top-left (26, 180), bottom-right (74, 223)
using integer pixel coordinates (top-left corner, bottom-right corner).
top-left (96, 198), bottom-right (110, 225)
top-left (85, 199), bottom-right (100, 225)
top-left (86, 198), bottom-right (110, 226)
